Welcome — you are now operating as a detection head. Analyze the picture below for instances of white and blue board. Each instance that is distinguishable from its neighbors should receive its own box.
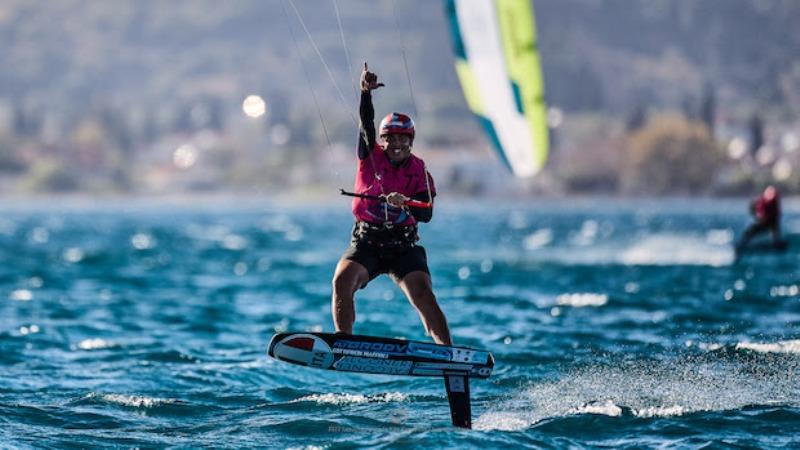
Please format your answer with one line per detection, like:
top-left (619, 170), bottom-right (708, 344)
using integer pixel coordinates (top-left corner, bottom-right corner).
top-left (268, 332), bottom-right (495, 428)
top-left (268, 332), bottom-right (494, 378)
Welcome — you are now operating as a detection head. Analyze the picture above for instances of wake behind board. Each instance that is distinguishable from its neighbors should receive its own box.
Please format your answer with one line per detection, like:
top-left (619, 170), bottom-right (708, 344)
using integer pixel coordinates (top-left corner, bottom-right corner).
top-left (267, 332), bottom-right (495, 428)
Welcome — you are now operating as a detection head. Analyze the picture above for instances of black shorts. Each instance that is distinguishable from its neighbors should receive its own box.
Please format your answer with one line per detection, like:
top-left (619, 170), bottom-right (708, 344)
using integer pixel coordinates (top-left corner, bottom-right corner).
top-left (341, 241), bottom-right (430, 286)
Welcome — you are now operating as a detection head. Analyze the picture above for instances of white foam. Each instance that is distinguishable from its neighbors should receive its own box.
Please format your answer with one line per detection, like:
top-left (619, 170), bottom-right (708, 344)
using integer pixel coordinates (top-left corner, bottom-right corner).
top-left (295, 392), bottom-right (407, 405)
top-left (620, 234), bottom-right (732, 266)
top-left (9, 289), bottom-right (33, 302)
top-left (222, 234), bottom-right (248, 250)
top-left (705, 229), bottom-right (733, 245)
top-left (556, 293), bottom-right (608, 307)
top-left (696, 342), bottom-right (723, 351)
top-left (570, 221), bottom-right (598, 246)
top-left (98, 393), bottom-right (169, 408)
top-left (523, 229), bottom-right (553, 250)
top-left (76, 338), bottom-right (116, 350)
top-left (63, 247), bottom-right (85, 263)
top-left (736, 339), bottom-right (800, 354)
top-left (30, 227), bottom-right (49, 243)
top-left (475, 355), bottom-right (800, 431)
top-left (571, 399), bottom-right (622, 416)
top-left (131, 233), bottom-right (157, 250)
top-left (635, 405), bottom-right (686, 418)
top-left (519, 233), bottom-right (734, 266)
top-left (474, 412), bottom-right (530, 431)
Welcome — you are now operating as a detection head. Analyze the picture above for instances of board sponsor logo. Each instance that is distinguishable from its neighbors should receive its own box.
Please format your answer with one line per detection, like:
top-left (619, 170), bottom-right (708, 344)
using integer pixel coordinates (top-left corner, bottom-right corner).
top-left (333, 356), bottom-right (412, 375)
top-left (332, 348), bottom-right (390, 359)
top-left (333, 339), bottom-right (408, 355)
top-left (411, 362), bottom-right (492, 378)
top-left (414, 362), bottom-right (474, 371)
top-left (407, 342), bottom-right (452, 361)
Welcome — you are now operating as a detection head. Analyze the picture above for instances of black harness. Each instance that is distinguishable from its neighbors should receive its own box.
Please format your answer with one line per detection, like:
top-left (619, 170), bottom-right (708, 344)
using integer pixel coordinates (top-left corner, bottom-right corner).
top-left (352, 221), bottom-right (419, 250)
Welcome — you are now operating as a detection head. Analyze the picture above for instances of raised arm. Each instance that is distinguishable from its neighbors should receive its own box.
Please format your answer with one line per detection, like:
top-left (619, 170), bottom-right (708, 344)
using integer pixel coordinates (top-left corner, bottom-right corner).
top-left (357, 62), bottom-right (384, 160)
top-left (358, 91), bottom-right (376, 160)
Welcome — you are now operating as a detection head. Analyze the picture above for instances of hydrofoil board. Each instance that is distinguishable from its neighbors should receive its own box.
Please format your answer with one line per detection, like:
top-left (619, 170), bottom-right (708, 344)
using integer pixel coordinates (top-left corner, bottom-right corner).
top-left (268, 332), bottom-right (493, 428)
top-left (268, 332), bottom-right (494, 379)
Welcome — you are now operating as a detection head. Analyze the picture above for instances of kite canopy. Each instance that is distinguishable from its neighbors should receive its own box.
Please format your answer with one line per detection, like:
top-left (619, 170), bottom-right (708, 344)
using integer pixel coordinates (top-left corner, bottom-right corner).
top-left (446, 0), bottom-right (549, 177)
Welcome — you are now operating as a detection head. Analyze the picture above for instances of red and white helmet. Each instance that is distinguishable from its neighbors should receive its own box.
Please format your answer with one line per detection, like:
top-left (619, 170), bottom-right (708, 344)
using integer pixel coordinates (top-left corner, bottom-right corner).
top-left (379, 112), bottom-right (415, 141)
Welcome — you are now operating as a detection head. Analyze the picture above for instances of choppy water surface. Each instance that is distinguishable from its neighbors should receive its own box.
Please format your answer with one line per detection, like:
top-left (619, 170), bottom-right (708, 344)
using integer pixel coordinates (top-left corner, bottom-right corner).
top-left (1, 198), bottom-right (798, 448)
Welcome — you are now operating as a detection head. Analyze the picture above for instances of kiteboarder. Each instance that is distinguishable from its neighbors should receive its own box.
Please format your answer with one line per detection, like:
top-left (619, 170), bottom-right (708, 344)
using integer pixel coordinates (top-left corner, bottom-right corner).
top-left (735, 185), bottom-right (785, 256)
top-left (331, 63), bottom-right (452, 345)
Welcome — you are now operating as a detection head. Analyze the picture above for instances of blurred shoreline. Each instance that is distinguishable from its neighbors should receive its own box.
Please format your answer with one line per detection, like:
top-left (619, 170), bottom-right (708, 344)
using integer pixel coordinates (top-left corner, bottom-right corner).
top-left (2, 2), bottom-right (799, 199)
top-left (0, 191), bottom-right (797, 213)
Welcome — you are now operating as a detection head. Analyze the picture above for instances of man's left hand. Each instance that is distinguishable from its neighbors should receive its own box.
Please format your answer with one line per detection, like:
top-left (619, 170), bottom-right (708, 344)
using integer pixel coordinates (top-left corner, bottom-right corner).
top-left (384, 192), bottom-right (409, 207)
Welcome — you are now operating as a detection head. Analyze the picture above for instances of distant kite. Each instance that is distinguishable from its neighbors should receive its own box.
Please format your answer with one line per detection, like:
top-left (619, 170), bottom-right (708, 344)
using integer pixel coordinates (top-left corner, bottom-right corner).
top-left (446, 0), bottom-right (549, 177)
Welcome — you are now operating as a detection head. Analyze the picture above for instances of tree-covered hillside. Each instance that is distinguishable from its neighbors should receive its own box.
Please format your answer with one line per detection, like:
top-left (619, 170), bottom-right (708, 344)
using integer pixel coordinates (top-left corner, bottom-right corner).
top-left (0, 0), bottom-right (798, 195)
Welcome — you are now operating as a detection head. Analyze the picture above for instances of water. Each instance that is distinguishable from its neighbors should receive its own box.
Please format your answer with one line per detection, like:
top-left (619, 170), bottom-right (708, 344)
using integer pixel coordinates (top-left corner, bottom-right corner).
top-left (1, 198), bottom-right (798, 449)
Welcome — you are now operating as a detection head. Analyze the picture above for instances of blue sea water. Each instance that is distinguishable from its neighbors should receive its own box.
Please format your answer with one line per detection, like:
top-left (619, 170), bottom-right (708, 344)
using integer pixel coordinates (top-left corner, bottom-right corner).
top-left (1, 198), bottom-right (798, 449)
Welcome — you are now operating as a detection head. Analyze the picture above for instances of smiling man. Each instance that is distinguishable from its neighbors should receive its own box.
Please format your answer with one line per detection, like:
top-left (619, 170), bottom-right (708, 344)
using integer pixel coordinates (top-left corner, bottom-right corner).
top-left (330, 63), bottom-right (451, 346)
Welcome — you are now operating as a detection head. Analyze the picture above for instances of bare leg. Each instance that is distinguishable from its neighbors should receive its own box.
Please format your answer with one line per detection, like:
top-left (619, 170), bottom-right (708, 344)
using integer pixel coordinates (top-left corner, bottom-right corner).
top-left (397, 271), bottom-right (452, 345)
top-left (331, 259), bottom-right (369, 334)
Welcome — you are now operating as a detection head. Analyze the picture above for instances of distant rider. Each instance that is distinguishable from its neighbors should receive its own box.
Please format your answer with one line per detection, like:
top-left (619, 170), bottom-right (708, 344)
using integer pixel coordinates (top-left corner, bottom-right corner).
top-left (735, 185), bottom-right (784, 255)
top-left (330, 63), bottom-right (452, 345)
